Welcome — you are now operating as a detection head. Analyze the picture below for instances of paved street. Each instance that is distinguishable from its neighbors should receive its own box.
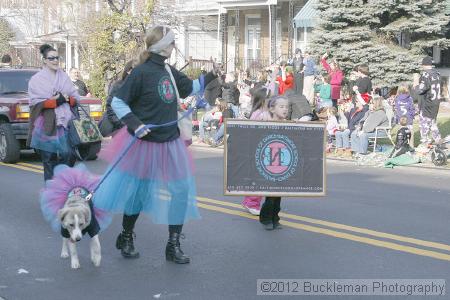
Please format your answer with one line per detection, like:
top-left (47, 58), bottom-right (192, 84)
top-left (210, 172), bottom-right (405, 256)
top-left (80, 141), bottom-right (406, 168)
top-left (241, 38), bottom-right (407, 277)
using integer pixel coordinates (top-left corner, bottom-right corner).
top-left (1, 147), bottom-right (450, 300)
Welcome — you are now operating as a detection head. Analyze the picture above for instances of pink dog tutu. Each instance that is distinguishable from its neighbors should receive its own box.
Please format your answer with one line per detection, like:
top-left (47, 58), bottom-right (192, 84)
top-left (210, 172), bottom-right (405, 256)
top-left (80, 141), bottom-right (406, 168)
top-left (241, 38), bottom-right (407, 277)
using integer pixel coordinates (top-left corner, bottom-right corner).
top-left (40, 164), bottom-right (112, 232)
top-left (93, 128), bottom-right (200, 225)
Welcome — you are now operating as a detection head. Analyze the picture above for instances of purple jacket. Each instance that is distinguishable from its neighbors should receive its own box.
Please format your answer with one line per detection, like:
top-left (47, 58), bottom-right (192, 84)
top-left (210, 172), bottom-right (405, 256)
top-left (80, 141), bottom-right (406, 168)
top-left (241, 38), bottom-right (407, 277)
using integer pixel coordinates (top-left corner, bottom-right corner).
top-left (394, 94), bottom-right (415, 125)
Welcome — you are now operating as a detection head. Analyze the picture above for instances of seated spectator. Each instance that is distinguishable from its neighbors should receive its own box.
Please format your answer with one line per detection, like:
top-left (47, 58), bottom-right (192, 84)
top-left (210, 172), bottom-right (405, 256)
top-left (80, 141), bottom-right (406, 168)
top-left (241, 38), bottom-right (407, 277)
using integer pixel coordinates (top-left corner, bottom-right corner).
top-left (350, 97), bottom-right (389, 155)
top-left (335, 100), bottom-right (368, 157)
top-left (389, 116), bottom-right (414, 158)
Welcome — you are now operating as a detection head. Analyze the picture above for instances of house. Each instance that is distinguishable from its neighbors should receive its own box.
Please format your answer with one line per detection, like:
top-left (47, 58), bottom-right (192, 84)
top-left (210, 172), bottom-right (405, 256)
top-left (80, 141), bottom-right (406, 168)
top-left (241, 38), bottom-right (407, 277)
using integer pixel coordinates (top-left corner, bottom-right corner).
top-left (175, 0), bottom-right (309, 74)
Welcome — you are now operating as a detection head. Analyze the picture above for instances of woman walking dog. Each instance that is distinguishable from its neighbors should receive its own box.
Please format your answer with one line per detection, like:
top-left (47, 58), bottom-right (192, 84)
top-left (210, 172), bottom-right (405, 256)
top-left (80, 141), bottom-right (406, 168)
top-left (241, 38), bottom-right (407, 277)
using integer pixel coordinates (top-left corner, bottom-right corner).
top-left (93, 26), bottom-right (217, 264)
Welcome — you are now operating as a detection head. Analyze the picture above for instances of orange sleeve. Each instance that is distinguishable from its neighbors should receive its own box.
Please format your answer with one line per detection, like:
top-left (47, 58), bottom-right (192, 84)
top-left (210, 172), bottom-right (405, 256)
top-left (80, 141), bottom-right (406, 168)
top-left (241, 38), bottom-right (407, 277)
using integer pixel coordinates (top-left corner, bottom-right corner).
top-left (42, 99), bottom-right (56, 109)
top-left (69, 96), bottom-right (77, 107)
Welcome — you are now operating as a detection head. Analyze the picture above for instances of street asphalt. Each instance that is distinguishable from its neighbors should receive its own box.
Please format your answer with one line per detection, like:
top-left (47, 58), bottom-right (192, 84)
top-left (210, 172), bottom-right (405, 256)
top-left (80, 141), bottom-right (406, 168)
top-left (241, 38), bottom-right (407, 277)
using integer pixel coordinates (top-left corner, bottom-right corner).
top-left (0, 148), bottom-right (450, 300)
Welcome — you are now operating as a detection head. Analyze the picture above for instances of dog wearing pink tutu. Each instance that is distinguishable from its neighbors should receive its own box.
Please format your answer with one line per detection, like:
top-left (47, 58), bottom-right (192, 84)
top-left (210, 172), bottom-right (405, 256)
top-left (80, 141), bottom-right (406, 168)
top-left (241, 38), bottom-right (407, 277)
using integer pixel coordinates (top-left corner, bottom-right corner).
top-left (40, 164), bottom-right (111, 269)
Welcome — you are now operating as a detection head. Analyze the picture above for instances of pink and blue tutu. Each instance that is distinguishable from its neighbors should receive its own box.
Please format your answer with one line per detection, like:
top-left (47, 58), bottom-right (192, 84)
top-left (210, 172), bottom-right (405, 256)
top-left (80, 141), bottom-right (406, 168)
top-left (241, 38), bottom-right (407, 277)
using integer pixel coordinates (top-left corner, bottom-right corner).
top-left (31, 115), bottom-right (70, 154)
top-left (40, 164), bottom-right (112, 232)
top-left (93, 128), bottom-right (200, 225)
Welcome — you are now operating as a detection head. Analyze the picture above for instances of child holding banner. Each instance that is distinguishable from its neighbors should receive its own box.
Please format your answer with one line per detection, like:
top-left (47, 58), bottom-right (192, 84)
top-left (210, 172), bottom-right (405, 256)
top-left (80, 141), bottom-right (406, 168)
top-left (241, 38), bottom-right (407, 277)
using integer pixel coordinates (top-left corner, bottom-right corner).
top-left (259, 95), bottom-right (289, 230)
top-left (242, 87), bottom-right (271, 215)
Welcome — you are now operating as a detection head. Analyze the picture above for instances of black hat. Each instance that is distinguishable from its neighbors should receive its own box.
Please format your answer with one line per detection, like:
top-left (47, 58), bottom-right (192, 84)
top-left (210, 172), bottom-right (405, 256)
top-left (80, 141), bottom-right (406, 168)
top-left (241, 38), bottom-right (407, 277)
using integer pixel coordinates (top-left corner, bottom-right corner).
top-left (295, 48), bottom-right (302, 54)
top-left (422, 56), bottom-right (433, 66)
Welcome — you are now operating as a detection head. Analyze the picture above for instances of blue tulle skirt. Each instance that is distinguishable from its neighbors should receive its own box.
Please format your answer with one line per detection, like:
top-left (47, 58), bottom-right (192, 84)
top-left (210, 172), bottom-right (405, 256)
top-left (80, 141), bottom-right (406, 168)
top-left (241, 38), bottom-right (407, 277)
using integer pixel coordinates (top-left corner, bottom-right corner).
top-left (93, 128), bottom-right (200, 225)
top-left (31, 115), bottom-right (70, 154)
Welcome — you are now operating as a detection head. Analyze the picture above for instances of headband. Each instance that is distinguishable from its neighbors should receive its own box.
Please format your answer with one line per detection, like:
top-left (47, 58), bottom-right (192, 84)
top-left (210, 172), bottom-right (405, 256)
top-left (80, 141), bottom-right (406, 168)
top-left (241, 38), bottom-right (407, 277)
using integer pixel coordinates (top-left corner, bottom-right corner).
top-left (148, 27), bottom-right (175, 54)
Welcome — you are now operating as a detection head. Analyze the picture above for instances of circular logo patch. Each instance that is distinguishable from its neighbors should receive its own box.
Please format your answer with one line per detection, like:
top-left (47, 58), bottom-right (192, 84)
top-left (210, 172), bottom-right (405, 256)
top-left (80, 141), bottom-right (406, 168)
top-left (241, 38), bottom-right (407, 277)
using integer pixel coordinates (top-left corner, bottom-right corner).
top-left (255, 134), bottom-right (299, 182)
top-left (68, 187), bottom-right (90, 199)
top-left (158, 76), bottom-right (176, 104)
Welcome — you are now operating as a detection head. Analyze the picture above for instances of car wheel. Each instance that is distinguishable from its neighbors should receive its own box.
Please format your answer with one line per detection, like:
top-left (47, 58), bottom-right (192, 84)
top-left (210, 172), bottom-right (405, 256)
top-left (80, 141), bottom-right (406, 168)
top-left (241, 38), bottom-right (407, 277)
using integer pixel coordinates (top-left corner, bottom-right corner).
top-left (0, 123), bottom-right (20, 163)
top-left (431, 149), bottom-right (447, 166)
top-left (76, 141), bottom-right (101, 161)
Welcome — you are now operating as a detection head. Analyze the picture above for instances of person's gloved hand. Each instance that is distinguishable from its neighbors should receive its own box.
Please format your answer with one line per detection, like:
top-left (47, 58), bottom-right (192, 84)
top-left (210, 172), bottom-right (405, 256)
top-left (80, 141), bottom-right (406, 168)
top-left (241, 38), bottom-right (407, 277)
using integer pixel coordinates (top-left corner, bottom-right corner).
top-left (134, 124), bottom-right (151, 139)
top-left (55, 93), bottom-right (67, 106)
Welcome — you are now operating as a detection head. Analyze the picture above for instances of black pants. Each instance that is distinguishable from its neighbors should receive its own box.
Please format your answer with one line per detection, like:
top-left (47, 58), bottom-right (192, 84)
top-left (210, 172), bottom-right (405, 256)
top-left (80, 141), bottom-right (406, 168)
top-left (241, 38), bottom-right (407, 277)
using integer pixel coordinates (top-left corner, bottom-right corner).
top-left (332, 99), bottom-right (338, 109)
top-left (122, 214), bottom-right (183, 234)
top-left (259, 197), bottom-right (281, 225)
top-left (40, 150), bottom-right (75, 181)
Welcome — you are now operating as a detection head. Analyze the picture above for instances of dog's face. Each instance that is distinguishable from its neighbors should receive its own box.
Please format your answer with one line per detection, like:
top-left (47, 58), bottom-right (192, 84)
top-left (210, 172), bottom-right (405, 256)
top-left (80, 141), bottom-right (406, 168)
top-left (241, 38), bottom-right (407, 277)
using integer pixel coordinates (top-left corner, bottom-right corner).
top-left (58, 204), bottom-right (91, 242)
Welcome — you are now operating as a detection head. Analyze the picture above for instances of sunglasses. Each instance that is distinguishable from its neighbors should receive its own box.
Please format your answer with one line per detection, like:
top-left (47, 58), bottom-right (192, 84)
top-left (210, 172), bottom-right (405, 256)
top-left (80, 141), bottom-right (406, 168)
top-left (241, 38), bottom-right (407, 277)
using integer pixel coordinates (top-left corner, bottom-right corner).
top-left (46, 56), bottom-right (59, 61)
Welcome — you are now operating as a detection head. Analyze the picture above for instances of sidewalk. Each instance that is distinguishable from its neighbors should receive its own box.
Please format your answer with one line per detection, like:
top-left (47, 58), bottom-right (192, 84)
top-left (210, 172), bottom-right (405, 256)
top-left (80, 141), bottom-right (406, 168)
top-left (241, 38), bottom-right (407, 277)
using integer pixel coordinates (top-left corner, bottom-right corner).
top-left (191, 140), bottom-right (449, 171)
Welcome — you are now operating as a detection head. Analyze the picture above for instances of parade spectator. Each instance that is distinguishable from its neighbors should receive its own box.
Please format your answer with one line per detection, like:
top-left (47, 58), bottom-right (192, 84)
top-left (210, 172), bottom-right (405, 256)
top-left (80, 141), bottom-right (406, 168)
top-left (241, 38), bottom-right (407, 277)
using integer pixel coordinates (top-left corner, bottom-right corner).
top-left (242, 87), bottom-right (271, 215)
top-left (0, 54), bottom-right (12, 68)
top-left (414, 56), bottom-right (442, 147)
top-left (318, 74), bottom-right (332, 108)
top-left (326, 107), bottom-right (338, 152)
top-left (27, 44), bottom-right (79, 181)
top-left (335, 100), bottom-right (368, 157)
top-left (93, 26), bottom-right (218, 263)
top-left (394, 85), bottom-right (415, 126)
top-left (302, 51), bottom-right (317, 106)
top-left (354, 64), bottom-right (372, 94)
top-left (389, 116), bottom-right (414, 158)
top-left (69, 68), bottom-right (89, 96)
top-left (222, 72), bottom-right (240, 117)
top-left (292, 48), bottom-right (304, 95)
top-left (204, 72), bottom-right (223, 108)
top-left (260, 95), bottom-right (289, 230)
top-left (100, 60), bottom-right (134, 137)
top-left (321, 53), bottom-right (344, 108)
top-left (276, 62), bottom-right (294, 95)
top-left (350, 97), bottom-right (389, 155)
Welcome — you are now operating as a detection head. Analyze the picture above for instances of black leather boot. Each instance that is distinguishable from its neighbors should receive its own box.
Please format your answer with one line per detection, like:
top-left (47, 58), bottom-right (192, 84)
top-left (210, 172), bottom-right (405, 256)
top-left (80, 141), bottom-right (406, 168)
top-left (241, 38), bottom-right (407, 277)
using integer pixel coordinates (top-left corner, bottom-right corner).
top-left (116, 230), bottom-right (140, 258)
top-left (165, 233), bottom-right (190, 264)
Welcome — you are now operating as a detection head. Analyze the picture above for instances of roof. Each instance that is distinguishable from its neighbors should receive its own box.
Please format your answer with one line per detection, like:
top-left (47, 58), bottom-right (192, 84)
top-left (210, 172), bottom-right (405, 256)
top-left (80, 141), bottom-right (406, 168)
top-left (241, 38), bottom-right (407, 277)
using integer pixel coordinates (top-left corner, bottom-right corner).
top-left (293, 0), bottom-right (318, 28)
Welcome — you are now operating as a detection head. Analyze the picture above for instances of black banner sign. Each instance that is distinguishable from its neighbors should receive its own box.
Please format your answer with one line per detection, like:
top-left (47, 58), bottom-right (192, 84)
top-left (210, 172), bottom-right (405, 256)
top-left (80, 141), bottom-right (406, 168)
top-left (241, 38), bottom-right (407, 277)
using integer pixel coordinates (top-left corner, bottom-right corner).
top-left (224, 119), bottom-right (326, 197)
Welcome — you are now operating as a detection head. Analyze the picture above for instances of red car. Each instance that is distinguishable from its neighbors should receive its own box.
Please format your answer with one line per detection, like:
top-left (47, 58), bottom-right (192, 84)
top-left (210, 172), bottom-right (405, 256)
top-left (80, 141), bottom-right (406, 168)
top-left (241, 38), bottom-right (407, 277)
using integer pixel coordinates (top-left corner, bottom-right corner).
top-left (0, 68), bottom-right (104, 163)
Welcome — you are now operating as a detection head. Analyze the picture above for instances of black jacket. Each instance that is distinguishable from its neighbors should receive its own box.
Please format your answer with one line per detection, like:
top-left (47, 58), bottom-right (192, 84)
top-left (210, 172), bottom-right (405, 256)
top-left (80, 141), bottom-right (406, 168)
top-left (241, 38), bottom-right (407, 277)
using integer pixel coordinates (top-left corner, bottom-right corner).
top-left (222, 81), bottom-right (240, 105)
top-left (415, 68), bottom-right (441, 119)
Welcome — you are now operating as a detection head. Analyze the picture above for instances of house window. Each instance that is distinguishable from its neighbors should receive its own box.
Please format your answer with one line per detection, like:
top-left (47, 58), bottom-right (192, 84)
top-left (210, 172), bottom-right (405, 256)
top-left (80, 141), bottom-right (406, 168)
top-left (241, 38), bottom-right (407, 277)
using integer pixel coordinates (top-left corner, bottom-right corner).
top-left (297, 27), bottom-right (306, 42)
top-left (245, 16), bottom-right (261, 60)
top-left (187, 31), bottom-right (218, 60)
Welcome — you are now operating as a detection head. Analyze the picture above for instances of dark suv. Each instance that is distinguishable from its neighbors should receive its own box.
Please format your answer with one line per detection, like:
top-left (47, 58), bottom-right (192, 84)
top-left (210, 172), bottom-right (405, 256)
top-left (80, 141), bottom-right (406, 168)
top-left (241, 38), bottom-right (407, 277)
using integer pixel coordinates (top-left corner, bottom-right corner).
top-left (0, 68), bottom-right (103, 163)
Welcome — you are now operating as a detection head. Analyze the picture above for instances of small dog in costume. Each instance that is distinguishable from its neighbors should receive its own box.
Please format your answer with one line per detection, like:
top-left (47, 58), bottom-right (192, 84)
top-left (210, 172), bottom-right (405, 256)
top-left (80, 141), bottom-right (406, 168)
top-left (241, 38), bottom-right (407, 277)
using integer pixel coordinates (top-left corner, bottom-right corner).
top-left (40, 164), bottom-right (111, 269)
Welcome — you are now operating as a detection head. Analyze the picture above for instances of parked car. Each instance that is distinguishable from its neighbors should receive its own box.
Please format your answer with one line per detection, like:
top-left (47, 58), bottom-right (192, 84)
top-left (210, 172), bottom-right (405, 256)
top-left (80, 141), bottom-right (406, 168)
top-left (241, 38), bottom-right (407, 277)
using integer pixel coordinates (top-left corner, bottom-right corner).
top-left (0, 68), bottom-right (104, 163)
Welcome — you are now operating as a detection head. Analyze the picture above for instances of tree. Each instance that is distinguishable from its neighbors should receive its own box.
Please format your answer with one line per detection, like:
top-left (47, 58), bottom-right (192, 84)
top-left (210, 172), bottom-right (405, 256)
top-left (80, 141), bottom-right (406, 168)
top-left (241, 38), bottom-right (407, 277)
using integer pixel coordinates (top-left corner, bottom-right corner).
top-left (311, 0), bottom-right (450, 87)
top-left (0, 18), bottom-right (15, 56)
top-left (77, 0), bottom-right (155, 100)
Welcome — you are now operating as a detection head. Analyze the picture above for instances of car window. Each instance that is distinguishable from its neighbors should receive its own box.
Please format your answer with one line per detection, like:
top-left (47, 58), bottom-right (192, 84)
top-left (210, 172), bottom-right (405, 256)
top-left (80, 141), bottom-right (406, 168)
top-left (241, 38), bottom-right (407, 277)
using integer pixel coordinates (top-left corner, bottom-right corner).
top-left (0, 71), bottom-right (37, 94)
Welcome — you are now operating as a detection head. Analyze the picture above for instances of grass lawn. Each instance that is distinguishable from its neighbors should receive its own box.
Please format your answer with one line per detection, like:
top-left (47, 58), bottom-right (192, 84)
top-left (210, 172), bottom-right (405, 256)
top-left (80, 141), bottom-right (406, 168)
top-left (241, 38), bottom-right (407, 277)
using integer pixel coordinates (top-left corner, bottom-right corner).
top-left (389, 116), bottom-right (450, 147)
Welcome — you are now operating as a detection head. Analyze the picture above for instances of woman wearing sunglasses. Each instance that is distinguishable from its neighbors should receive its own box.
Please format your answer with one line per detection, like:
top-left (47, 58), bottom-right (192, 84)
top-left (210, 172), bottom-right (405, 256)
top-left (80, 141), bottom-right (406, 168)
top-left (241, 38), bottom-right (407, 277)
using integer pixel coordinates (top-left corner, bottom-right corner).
top-left (27, 44), bottom-right (80, 181)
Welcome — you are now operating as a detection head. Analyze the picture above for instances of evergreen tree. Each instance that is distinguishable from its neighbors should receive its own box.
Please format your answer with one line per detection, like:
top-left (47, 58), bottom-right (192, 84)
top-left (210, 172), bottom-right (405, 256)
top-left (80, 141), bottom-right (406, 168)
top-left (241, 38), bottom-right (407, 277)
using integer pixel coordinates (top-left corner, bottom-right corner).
top-left (311, 0), bottom-right (450, 87)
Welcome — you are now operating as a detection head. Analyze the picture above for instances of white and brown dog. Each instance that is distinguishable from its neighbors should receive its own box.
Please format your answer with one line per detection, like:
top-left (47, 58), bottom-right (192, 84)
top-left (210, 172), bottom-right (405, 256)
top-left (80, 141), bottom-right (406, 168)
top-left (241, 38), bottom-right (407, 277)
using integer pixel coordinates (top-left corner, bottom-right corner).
top-left (58, 189), bottom-right (101, 269)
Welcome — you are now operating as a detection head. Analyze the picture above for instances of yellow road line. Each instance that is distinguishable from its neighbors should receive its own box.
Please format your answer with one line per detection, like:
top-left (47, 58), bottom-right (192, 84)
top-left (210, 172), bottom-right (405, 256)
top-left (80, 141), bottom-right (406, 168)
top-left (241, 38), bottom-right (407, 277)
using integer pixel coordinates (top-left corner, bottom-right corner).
top-left (0, 162), bottom-right (43, 174)
top-left (197, 196), bottom-right (450, 252)
top-left (3, 162), bottom-right (450, 261)
top-left (17, 162), bottom-right (44, 170)
top-left (197, 202), bottom-right (450, 262)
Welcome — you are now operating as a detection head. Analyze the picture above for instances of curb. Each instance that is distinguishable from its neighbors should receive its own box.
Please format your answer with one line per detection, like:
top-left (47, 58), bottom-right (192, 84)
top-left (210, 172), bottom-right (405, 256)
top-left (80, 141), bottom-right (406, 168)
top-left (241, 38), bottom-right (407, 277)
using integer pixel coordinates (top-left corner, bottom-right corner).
top-left (191, 144), bottom-right (449, 171)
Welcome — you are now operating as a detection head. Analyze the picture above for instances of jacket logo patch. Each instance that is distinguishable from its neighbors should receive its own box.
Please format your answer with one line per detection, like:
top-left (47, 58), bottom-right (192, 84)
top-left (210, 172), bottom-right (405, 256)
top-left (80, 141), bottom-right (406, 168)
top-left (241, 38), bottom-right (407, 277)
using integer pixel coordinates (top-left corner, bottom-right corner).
top-left (158, 76), bottom-right (176, 104)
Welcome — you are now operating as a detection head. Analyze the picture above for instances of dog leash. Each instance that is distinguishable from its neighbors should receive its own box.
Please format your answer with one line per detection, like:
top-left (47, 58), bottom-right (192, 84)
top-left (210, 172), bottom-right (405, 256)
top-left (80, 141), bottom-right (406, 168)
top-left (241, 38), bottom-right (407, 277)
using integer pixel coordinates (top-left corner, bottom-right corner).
top-left (85, 98), bottom-right (205, 202)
